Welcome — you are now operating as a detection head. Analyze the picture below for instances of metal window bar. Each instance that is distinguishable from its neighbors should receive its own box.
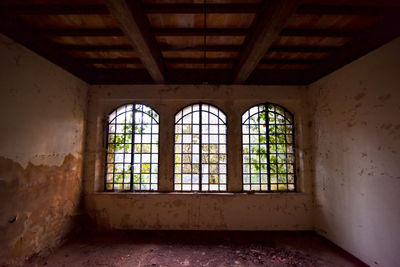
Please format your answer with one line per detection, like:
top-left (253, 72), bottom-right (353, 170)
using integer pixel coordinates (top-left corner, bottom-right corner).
top-left (105, 103), bottom-right (159, 192)
top-left (242, 103), bottom-right (296, 192)
top-left (174, 103), bottom-right (227, 192)
top-left (132, 106), bottom-right (137, 190)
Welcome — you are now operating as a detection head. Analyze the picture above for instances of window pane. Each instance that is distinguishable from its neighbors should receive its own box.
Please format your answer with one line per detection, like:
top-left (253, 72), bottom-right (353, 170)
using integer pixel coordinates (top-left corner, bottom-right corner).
top-left (242, 103), bottom-right (296, 192)
top-left (174, 104), bottom-right (227, 192)
top-left (105, 104), bottom-right (159, 192)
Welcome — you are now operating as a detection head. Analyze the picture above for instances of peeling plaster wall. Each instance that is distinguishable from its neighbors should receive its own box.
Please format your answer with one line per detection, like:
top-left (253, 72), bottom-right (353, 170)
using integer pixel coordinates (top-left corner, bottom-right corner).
top-left (309, 38), bottom-right (400, 266)
top-left (0, 34), bottom-right (88, 264)
top-left (85, 85), bottom-right (313, 230)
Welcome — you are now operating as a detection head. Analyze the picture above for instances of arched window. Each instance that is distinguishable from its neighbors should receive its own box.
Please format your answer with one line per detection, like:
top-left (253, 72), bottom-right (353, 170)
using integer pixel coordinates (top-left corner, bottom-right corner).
top-left (174, 103), bottom-right (227, 191)
top-left (105, 103), bottom-right (159, 191)
top-left (242, 103), bottom-right (296, 192)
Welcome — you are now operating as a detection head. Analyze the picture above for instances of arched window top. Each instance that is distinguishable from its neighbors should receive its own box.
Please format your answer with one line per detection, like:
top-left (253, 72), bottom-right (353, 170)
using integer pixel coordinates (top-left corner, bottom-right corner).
top-left (174, 103), bottom-right (227, 192)
top-left (242, 103), bottom-right (293, 125)
top-left (242, 103), bottom-right (296, 192)
top-left (108, 103), bottom-right (159, 124)
top-left (175, 103), bottom-right (226, 125)
top-left (105, 103), bottom-right (159, 192)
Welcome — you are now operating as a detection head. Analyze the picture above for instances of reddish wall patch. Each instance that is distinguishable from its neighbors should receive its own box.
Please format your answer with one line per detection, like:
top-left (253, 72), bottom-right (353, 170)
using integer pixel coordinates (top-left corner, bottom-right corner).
top-left (0, 154), bottom-right (83, 265)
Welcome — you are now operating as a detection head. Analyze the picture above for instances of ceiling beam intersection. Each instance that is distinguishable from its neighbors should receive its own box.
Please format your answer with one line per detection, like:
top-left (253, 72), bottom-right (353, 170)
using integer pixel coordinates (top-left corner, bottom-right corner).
top-left (233, 0), bottom-right (300, 84)
top-left (104, 0), bottom-right (165, 83)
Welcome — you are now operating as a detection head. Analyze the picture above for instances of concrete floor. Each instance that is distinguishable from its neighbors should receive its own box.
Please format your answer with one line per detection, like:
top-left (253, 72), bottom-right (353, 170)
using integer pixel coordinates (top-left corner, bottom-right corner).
top-left (25, 231), bottom-right (366, 267)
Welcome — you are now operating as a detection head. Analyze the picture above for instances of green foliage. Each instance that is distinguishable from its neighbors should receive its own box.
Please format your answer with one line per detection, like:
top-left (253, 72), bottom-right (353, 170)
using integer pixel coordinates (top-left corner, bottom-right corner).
top-left (244, 107), bottom-right (294, 185)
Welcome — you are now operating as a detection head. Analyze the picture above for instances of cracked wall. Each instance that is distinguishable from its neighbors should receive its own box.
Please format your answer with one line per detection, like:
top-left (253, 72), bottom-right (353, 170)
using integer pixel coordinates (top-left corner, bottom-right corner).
top-left (0, 34), bottom-right (88, 265)
top-left (309, 37), bottom-right (400, 266)
top-left (84, 85), bottom-right (313, 230)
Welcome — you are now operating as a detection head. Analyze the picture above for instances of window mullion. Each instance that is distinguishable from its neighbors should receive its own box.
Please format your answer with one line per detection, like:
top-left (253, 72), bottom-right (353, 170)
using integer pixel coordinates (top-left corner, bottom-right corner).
top-left (257, 106), bottom-right (262, 191)
top-left (130, 106), bottom-right (135, 192)
top-left (199, 104), bottom-right (203, 191)
top-left (104, 116), bottom-right (110, 191)
top-left (122, 107), bottom-right (127, 191)
top-left (190, 106), bottom-right (193, 191)
top-left (266, 104), bottom-right (271, 192)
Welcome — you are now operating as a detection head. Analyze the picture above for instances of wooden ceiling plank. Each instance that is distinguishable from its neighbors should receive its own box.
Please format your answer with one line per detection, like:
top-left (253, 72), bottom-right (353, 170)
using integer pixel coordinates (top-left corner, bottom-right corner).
top-left (143, 4), bottom-right (260, 14)
top-left (0, 13), bottom-right (92, 82)
top-left (233, 0), bottom-right (300, 84)
top-left (305, 16), bottom-right (400, 83)
top-left (104, 0), bottom-right (165, 83)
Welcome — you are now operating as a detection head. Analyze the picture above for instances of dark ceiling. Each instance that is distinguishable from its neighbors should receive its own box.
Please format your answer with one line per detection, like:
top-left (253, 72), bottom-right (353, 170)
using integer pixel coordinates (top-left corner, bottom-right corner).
top-left (0, 0), bottom-right (399, 85)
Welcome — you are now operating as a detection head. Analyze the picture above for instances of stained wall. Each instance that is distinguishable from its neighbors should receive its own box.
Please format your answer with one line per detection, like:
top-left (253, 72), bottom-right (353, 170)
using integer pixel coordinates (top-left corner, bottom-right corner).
top-left (309, 37), bottom-right (400, 266)
top-left (0, 34), bottom-right (88, 264)
top-left (84, 85), bottom-right (313, 230)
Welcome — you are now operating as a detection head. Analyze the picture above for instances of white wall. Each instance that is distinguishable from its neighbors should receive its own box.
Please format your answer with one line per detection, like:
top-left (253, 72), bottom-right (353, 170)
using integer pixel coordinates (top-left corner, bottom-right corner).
top-left (0, 34), bottom-right (88, 264)
top-left (309, 37), bottom-right (400, 266)
top-left (84, 85), bottom-right (313, 230)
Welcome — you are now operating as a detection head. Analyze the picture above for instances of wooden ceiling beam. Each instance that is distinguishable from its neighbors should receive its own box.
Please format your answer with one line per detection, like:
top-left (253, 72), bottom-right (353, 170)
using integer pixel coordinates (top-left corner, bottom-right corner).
top-left (41, 28), bottom-right (123, 36)
top-left (42, 28), bottom-right (360, 38)
top-left (153, 28), bottom-right (247, 36)
top-left (281, 28), bottom-right (361, 37)
top-left (269, 45), bottom-right (338, 53)
top-left (61, 44), bottom-right (242, 52)
top-left (0, 4), bottom-right (108, 15)
top-left (104, 0), bottom-right (165, 83)
top-left (6, 3), bottom-right (400, 16)
top-left (79, 58), bottom-right (319, 65)
top-left (260, 59), bottom-right (320, 64)
top-left (60, 45), bottom-right (133, 51)
top-left (160, 45), bottom-right (241, 52)
top-left (80, 58), bottom-right (142, 64)
top-left (305, 16), bottom-right (400, 83)
top-left (298, 4), bottom-right (400, 16)
top-left (61, 44), bottom-right (337, 53)
top-left (89, 69), bottom-right (308, 85)
top-left (143, 4), bottom-right (260, 14)
top-left (0, 13), bottom-right (92, 82)
top-left (233, 0), bottom-right (300, 84)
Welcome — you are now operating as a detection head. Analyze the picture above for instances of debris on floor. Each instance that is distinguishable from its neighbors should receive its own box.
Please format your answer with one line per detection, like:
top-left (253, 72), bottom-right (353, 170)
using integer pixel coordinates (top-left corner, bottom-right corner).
top-left (25, 231), bottom-right (365, 267)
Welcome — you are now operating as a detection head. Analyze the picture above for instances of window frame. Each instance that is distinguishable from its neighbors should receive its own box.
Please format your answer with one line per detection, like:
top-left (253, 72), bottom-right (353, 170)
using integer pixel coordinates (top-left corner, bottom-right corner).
top-left (173, 102), bottom-right (228, 192)
top-left (104, 102), bottom-right (160, 192)
top-left (241, 102), bottom-right (297, 193)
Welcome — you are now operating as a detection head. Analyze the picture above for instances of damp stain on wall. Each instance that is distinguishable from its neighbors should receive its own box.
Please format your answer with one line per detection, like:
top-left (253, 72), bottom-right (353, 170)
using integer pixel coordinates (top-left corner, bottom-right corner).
top-left (0, 154), bottom-right (84, 265)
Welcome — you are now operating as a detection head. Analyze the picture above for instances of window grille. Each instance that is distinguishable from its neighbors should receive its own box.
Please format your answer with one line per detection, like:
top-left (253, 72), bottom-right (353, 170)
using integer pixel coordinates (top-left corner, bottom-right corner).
top-left (105, 103), bottom-right (159, 191)
top-left (174, 103), bottom-right (227, 191)
top-left (242, 103), bottom-right (296, 192)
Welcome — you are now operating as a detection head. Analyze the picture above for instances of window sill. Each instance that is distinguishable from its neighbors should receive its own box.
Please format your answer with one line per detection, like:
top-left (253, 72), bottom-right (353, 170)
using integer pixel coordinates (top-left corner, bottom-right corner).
top-left (93, 191), bottom-right (308, 196)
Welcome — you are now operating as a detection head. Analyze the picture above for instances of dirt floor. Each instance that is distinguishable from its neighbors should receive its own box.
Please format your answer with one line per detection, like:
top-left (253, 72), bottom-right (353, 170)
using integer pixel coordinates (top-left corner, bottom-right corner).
top-left (25, 231), bottom-right (366, 267)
